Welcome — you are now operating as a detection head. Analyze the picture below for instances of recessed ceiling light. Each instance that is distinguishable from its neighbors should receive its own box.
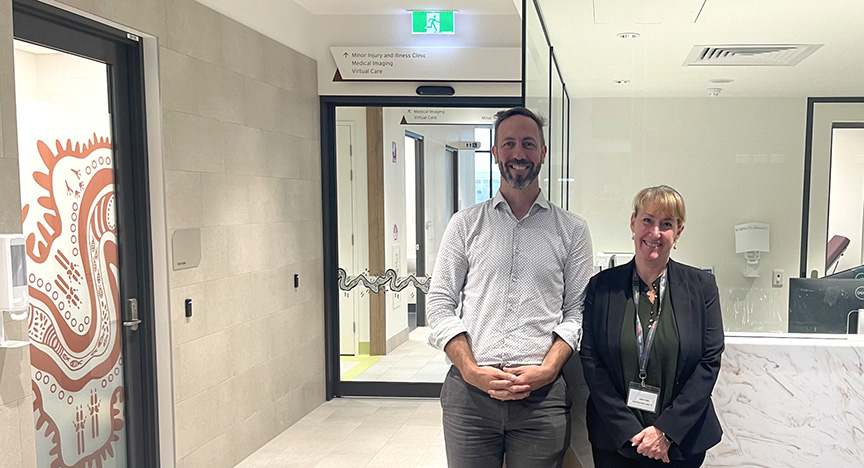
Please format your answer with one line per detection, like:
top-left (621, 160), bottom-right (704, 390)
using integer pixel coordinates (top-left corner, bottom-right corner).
top-left (613, 80), bottom-right (630, 84)
top-left (616, 32), bottom-right (641, 39)
top-left (709, 78), bottom-right (734, 84)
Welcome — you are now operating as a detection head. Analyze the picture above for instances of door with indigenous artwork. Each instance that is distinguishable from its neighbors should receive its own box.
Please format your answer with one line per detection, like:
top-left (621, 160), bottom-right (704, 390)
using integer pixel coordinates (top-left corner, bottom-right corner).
top-left (12, 1), bottom-right (156, 466)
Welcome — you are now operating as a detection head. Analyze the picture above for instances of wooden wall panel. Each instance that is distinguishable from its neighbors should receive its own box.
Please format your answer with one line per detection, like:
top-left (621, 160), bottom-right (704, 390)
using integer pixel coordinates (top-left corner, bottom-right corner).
top-left (366, 107), bottom-right (387, 356)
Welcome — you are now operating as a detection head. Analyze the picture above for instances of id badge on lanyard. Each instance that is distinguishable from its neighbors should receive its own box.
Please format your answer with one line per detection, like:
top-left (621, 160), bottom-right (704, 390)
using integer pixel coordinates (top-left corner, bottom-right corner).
top-left (627, 381), bottom-right (661, 413)
top-left (625, 268), bottom-right (666, 414)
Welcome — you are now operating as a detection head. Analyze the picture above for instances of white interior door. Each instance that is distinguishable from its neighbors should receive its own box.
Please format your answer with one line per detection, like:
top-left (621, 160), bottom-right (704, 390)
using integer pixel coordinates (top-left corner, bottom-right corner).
top-left (336, 124), bottom-right (358, 355)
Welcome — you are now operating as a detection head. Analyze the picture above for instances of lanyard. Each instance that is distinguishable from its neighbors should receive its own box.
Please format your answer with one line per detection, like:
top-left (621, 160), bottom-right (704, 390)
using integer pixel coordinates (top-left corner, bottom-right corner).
top-left (632, 267), bottom-right (667, 387)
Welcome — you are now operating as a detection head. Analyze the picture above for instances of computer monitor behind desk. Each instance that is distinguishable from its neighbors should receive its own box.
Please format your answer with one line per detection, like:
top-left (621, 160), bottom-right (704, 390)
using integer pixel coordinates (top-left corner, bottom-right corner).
top-left (824, 264), bottom-right (864, 280)
top-left (788, 278), bottom-right (864, 333)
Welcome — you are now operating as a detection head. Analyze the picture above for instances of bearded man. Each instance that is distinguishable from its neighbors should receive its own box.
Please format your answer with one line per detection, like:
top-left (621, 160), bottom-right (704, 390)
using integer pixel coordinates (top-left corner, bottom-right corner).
top-left (427, 107), bottom-right (594, 468)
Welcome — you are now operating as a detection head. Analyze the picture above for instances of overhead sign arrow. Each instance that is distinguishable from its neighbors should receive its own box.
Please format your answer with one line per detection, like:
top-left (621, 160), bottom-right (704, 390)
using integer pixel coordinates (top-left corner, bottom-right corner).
top-left (330, 47), bottom-right (520, 82)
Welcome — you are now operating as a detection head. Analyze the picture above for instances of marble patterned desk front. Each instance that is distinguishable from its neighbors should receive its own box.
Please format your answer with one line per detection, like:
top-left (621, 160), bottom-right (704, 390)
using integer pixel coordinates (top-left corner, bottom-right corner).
top-left (564, 335), bottom-right (864, 468)
top-left (709, 336), bottom-right (864, 467)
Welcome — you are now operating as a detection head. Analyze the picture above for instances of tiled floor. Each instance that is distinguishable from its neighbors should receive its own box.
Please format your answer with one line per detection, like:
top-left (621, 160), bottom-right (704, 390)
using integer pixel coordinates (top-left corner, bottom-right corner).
top-left (242, 329), bottom-right (448, 467)
top-left (342, 327), bottom-right (450, 383)
top-left (235, 398), bottom-right (446, 468)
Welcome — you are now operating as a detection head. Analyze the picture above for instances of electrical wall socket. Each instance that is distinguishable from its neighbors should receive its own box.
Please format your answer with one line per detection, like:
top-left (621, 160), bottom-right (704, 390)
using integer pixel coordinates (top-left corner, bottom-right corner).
top-left (772, 269), bottom-right (783, 287)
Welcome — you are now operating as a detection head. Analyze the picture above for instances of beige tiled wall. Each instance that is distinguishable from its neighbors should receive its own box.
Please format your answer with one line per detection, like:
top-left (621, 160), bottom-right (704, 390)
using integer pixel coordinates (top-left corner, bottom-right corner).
top-left (0, 0), bottom-right (325, 466)
top-left (157, 1), bottom-right (324, 466)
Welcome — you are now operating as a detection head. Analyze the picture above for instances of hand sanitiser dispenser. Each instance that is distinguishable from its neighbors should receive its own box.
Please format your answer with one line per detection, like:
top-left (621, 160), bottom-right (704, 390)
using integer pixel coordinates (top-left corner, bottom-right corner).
top-left (0, 234), bottom-right (28, 310)
top-left (0, 234), bottom-right (30, 348)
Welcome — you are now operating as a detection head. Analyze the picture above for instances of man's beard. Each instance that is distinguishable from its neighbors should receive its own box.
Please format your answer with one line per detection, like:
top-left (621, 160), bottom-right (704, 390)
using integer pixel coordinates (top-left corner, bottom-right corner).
top-left (498, 159), bottom-right (542, 190)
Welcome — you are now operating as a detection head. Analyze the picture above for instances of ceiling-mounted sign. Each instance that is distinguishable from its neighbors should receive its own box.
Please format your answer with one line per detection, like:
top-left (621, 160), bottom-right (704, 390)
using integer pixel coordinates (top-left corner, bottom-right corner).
top-left (331, 47), bottom-right (520, 82)
top-left (412, 11), bottom-right (455, 34)
top-left (450, 141), bottom-right (483, 150)
top-left (400, 108), bottom-right (498, 125)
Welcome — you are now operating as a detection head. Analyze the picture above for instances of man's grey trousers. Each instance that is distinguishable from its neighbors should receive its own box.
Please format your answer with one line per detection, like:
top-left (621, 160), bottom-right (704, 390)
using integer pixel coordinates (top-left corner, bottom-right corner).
top-left (441, 366), bottom-right (571, 468)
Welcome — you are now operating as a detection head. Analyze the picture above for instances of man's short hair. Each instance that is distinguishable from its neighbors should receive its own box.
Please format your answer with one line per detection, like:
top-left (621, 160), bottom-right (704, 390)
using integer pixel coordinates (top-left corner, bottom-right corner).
top-left (493, 107), bottom-right (546, 147)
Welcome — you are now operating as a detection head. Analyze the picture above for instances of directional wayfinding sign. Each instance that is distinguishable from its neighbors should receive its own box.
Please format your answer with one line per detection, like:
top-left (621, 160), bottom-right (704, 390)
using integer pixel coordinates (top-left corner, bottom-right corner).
top-left (412, 11), bottom-right (454, 34)
top-left (331, 47), bottom-right (520, 82)
top-left (400, 108), bottom-right (499, 126)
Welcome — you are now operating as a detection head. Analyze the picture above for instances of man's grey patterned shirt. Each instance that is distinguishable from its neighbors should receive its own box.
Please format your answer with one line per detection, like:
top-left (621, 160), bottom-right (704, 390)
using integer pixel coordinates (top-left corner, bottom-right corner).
top-left (427, 190), bottom-right (594, 366)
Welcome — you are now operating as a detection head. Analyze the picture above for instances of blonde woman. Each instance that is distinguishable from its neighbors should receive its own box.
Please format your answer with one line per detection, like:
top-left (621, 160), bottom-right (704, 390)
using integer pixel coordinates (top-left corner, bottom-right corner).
top-left (580, 185), bottom-right (724, 467)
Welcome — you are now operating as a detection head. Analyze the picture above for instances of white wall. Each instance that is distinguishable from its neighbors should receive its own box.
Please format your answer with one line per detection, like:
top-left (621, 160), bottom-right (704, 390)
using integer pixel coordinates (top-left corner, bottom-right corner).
top-left (13, 47), bottom-right (108, 112)
top-left (382, 108), bottom-right (409, 341)
top-left (419, 133), bottom-right (450, 275)
top-left (381, 108), bottom-right (478, 342)
top-left (458, 149), bottom-right (477, 210)
top-left (401, 124), bottom-right (475, 275)
top-left (570, 97), bottom-right (806, 332)
top-left (196, 0), bottom-right (318, 59)
top-left (827, 127), bottom-right (864, 272)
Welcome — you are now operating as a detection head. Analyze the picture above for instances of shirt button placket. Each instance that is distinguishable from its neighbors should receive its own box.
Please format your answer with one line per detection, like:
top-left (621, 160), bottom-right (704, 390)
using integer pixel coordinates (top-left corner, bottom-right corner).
top-left (506, 225), bottom-right (518, 342)
top-left (511, 224), bottom-right (518, 283)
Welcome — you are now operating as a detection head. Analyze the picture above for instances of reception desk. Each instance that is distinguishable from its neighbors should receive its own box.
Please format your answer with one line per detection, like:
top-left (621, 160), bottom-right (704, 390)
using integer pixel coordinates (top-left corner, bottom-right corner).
top-left (563, 333), bottom-right (864, 467)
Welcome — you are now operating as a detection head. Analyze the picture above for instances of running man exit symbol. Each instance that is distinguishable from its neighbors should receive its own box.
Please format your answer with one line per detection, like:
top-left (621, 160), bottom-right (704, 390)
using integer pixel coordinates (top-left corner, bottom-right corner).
top-left (412, 11), bottom-right (455, 34)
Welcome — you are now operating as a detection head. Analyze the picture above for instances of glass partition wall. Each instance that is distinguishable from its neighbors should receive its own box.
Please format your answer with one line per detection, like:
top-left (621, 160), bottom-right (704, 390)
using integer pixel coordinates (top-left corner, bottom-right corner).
top-left (534, 0), bottom-right (864, 335)
top-left (524, 0), bottom-right (571, 208)
top-left (549, 56), bottom-right (567, 208)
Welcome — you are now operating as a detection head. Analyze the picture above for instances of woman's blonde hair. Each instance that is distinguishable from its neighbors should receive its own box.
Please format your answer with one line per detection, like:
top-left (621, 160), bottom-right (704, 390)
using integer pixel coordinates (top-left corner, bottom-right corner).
top-left (632, 185), bottom-right (686, 226)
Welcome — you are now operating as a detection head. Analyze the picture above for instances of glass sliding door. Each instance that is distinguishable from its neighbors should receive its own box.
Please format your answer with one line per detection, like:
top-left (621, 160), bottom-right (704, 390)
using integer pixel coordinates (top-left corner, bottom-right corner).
top-left (325, 102), bottom-right (519, 397)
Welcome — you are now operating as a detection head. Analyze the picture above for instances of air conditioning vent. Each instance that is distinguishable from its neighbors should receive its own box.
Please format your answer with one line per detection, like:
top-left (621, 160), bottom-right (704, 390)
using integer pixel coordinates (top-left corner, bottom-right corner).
top-left (684, 44), bottom-right (823, 66)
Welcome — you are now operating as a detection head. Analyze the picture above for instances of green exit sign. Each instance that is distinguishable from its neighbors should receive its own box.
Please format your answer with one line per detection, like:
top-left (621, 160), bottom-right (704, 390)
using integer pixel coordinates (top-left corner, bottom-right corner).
top-left (412, 11), bottom-right (455, 34)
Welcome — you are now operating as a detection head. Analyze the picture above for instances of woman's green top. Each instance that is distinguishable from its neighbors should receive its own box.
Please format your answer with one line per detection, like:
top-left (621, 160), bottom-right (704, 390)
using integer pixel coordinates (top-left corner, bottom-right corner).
top-left (618, 274), bottom-right (682, 459)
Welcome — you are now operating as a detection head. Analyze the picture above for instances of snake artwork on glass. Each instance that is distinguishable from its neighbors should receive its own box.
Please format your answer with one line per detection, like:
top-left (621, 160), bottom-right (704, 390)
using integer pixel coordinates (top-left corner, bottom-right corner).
top-left (337, 268), bottom-right (431, 294)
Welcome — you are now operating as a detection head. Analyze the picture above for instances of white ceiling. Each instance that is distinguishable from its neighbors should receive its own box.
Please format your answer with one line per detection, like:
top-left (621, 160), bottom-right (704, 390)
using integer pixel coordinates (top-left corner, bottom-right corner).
top-left (205, 0), bottom-right (864, 98)
top-left (539, 0), bottom-right (864, 97)
top-left (291, 0), bottom-right (517, 16)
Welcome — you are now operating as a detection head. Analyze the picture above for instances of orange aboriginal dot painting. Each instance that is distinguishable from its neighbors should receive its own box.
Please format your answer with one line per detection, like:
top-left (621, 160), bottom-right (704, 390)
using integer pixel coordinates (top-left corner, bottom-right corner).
top-left (20, 130), bottom-right (127, 466)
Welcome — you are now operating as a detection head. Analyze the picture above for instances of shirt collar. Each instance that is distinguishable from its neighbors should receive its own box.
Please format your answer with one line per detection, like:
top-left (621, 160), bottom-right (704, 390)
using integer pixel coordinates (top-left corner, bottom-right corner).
top-left (492, 189), bottom-right (550, 214)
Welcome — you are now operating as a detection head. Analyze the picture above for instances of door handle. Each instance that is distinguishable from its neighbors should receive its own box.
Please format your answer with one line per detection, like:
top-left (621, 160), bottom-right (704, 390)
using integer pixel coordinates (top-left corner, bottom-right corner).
top-left (123, 319), bottom-right (142, 330)
top-left (123, 298), bottom-right (141, 331)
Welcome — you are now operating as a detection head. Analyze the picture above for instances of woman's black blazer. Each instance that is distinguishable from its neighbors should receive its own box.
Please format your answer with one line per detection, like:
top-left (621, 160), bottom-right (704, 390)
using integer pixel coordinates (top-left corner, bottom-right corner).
top-left (579, 258), bottom-right (724, 458)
